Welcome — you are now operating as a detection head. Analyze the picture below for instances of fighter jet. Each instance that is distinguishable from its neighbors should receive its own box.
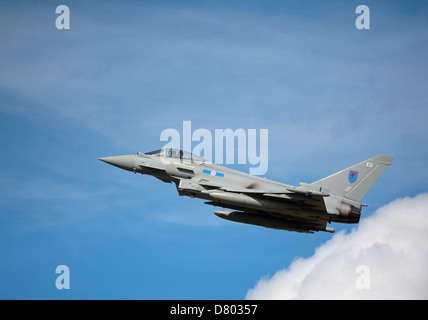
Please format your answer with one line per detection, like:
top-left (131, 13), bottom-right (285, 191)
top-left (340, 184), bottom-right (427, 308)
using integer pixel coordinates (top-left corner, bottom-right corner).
top-left (99, 149), bottom-right (393, 234)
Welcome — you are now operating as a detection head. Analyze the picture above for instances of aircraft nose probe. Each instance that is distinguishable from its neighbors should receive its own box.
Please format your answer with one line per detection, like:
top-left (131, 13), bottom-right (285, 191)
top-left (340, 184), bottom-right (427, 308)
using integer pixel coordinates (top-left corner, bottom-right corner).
top-left (99, 155), bottom-right (136, 172)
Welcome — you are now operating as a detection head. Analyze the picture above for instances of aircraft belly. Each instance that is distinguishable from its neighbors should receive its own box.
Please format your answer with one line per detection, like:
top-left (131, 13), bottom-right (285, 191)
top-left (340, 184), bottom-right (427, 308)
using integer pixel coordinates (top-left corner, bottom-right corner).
top-left (214, 210), bottom-right (334, 234)
top-left (205, 191), bottom-right (327, 223)
top-left (207, 191), bottom-right (327, 217)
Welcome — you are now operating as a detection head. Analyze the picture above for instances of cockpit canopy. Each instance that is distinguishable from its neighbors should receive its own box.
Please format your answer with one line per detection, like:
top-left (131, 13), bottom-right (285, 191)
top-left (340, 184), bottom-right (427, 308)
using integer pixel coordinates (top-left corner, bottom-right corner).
top-left (141, 148), bottom-right (205, 162)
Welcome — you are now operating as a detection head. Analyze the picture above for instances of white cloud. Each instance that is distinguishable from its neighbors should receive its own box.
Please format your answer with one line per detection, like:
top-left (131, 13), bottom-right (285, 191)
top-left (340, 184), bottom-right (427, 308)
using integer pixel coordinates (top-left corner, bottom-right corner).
top-left (246, 193), bottom-right (428, 300)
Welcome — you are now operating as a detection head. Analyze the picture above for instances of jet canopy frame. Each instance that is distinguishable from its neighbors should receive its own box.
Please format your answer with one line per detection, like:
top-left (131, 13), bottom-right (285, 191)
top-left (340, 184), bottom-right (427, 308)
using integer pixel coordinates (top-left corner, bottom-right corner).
top-left (143, 148), bottom-right (206, 162)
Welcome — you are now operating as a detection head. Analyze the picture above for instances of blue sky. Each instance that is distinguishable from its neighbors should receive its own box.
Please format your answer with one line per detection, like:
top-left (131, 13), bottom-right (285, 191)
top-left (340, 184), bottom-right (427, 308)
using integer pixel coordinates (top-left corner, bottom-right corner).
top-left (0, 0), bottom-right (427, 299)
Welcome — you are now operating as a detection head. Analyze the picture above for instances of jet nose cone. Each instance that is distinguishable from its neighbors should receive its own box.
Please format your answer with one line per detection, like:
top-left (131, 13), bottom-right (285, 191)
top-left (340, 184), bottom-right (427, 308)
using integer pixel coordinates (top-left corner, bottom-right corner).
top-left (99, 155), bottom-right (135, 171)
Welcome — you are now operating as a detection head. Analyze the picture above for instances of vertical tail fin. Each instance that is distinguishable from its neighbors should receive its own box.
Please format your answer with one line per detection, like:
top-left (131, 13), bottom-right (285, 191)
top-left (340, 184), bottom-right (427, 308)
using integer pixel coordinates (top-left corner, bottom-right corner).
top-left (311, 155), bottom-right (393, 202)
